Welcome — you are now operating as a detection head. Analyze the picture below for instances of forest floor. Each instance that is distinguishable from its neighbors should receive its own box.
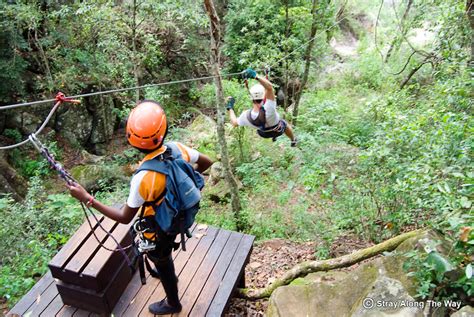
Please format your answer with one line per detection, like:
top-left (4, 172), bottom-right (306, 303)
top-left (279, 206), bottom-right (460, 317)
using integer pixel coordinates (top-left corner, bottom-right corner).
top-left (226, 235), bottom-right (374, 316)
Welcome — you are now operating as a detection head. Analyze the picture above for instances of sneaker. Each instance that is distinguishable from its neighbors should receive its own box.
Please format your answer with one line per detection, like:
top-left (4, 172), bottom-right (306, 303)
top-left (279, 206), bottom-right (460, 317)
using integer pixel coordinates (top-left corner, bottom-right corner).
top-left (149, 299), bottom-right (182, 315)
top-left (291, 137), bottom-right (298, 147)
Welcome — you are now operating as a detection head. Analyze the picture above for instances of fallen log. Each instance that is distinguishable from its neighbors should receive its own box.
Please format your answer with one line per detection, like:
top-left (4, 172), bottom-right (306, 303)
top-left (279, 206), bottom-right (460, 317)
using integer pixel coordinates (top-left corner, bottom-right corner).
top-left (237, 229), bottom-right (424, 299)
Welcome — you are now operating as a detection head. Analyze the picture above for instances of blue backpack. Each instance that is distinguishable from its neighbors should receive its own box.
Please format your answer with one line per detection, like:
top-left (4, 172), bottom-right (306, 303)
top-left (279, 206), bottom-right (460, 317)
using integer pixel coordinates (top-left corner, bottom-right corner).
top-left (135, 142), bottom-right (204, 251)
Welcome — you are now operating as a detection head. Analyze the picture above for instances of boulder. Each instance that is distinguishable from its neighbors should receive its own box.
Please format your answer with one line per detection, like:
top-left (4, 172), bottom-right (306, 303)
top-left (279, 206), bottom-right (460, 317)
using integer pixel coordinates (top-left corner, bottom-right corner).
top-left (208, 161), bottom-right (225, 185)
top-left (351, 276), bottom-right (423, 317)
top-left (0, 151), bottom-right (27, 200)
top-left (86, 95), bottom-right (117, 155)
top-left (267, 260), bottom-right (379, 317)
top-left (266, 230), bottom-right (452, 317)
top-left (205, 164), bottom-right (243, 203)
top-left (451, 306), bottom-right (474, 317)
top-left (70, 163), bottom-right (129, 192)
top-left (55, 105), bottom-right (93, 147)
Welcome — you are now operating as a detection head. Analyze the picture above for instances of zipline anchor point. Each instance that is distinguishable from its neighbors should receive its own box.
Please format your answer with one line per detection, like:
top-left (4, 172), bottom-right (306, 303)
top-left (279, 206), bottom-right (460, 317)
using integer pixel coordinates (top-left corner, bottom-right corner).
top-left (55, 92), bottom-right (81, 104)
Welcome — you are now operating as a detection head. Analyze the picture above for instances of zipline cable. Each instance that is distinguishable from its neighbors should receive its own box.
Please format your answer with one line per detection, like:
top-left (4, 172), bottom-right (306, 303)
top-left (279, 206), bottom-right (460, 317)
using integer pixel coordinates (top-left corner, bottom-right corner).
top-left (0, 93), bottom-right (80, 150)
top-left (1, 15), bottom-right (349, 150)
top-left (0, 72), bottom-right (244, 111)
top-left (268, 16), bottom-right (346, 70)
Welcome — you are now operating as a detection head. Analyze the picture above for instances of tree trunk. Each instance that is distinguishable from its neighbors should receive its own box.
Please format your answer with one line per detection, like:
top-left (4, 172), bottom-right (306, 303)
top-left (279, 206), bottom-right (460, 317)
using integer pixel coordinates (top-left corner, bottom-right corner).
top-left (132, 0), bottom-right (140, 102)
top-left (237, 229), bottom-right (424, 299)
top-left (33, 29), bottom-right (53, 93)
top-left (283, 0), bottom-right (290, 111)
top-left (467, 0), bottom-right (474, 66)
top-left (399, 55), bottom-right (431, 89)
top-left (292, 0), bottom-right (318, 126)
top-left (203, 0), bottom-right (244, 230)
top-left (385, 0), bottom-right (413, 62)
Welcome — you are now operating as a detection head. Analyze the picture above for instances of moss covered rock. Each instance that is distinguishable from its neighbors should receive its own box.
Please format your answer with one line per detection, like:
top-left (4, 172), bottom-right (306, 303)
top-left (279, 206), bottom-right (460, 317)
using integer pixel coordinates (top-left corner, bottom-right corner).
top-left (70, 163), bottom-right (129, 192)
top-left (266, 230), bottom-right (450, 317)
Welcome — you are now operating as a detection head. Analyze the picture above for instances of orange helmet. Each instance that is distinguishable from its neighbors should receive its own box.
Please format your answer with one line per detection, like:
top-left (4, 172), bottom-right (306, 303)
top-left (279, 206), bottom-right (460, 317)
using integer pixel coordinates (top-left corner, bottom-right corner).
top-left (126, 101), bottom-right (167, 150)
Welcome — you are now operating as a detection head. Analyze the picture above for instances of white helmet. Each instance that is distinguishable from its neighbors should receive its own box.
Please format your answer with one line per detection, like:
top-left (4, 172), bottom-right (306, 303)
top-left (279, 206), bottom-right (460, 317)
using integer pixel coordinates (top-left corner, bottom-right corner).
top-left (249, 84), bottom-right (265, 100)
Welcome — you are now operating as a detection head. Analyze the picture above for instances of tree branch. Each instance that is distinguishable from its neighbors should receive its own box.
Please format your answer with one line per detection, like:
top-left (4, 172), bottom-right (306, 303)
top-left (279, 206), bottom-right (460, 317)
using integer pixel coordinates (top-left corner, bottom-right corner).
top-left (236, 229), bottom-right (424, 299)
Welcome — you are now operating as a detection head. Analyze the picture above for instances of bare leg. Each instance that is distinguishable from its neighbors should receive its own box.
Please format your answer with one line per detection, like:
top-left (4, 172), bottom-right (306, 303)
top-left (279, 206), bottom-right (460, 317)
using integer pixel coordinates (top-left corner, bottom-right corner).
top-left (285, 124), bottom-right (296, 141)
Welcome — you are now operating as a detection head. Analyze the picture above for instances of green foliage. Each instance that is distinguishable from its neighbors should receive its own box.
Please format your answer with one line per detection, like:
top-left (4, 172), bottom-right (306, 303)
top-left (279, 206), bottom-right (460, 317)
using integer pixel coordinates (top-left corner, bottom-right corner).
top-left (0, 177), bottom-right (128, 306)
top-left (0, 178), bottom-right (83, 304)
top-left (10, 140), bottom-right (62, 178)
top-left (3, 129), bottom-right (22, 143)
top-left (404, 213), bottom-right (473, 300)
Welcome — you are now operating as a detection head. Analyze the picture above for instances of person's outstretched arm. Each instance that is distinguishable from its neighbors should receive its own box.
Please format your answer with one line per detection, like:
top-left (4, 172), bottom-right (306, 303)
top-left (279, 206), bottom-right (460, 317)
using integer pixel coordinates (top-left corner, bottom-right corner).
top-left (226, 96), bottom-right (239, 127)
top-left (195, 153), bottom-right (213, 173)
top-left (256, 75), bottom-right (275, 101)
top-left (68, 183), bottom-right (139, 224)
top-left (243, 68), bottom-right (275, 101)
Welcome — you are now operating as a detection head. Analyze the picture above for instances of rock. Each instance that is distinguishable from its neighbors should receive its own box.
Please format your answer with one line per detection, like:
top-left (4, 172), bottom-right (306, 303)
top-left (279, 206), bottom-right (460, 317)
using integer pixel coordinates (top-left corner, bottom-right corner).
top-left (267, 260), bottom-right (380, 317)
top-left (54, 94), bottom-right (117, 152)
top-left (81, 150), bottom-right (104, 164)
top-left (56, 105), bottom-right (93, 147)
top-left (0, 112), bottom-right (6, 134)
top-left (86, 95), bottom-right (117, 155)
top-left (0, 154), bottom-right (27, 200)
top-left (266, 231), bottom-right (447, 317)
top-left (451, 306), bottom-right (474, 317)
top-left (208, 161), bottom-right (225, 185)
top-left (205, 173), bottom-right (243, 203)
top-left (351, 276), bottom-right (423, 317)
top-left (70, 163), bottom-right (129, 192)
top-left (248, 262), bottom-right (263, 270)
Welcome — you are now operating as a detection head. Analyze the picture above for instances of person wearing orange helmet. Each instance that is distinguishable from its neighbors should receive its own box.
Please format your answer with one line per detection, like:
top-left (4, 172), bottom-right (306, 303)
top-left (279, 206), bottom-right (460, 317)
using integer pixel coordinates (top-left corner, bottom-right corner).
top-left (227, 68), bottom-right (297, 146)
top-left (67, 100), bottom-right (213, 315)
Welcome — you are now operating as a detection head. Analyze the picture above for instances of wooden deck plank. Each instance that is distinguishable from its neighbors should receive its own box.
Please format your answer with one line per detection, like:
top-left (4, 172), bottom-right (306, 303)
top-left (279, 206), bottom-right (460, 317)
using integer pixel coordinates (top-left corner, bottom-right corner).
top-left (40, 294), bottom-right (64, 317)
top-left (138, 226), bottom-right (219, 317)
top-left (112, 224), bottom-right (199, 316)
top-left (112, 223), bottom-right (198, 316)
top-left (64, 217), bottom-right (117, 275)
top-left (7, 271), bottom-right (54, 316)
top-left (206, 234), bottom-right (254, 317)
top-left (8, 225), bottom-right (254, 317)
top-left (49, 216), bottom-right (104, 275)
top-left (189, 232), bottom-right (244, 317)
top-left (72, 309), bottom-right (91, 317)
top-left (172, 229), bottom-right (232, 317)
top-left (82, 221), bottom-right (131, 276)
top-left (123, 225), bottom-right (210, 317)
top-left (22, 281), bottom-right (59, 317)
top-left (55, 305), bottom-right (77, 317)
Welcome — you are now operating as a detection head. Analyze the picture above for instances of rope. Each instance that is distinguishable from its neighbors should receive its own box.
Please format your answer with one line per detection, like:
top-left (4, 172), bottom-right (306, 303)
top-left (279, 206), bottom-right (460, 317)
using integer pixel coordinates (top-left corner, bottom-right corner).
top-left (28, 134), bottom-right (133, 265)
top-left (0, 93), bottom-right (80, 150)
top-left (0, 72), bottom-right (243, 111)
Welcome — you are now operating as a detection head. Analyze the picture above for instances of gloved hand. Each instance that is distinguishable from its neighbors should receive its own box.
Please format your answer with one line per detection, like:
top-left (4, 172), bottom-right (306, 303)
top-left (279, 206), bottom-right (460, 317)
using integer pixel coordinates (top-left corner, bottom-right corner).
top-left (242, 68), bottom-right (257, 79)
top-left (226, 96), bottom-right (235, 110)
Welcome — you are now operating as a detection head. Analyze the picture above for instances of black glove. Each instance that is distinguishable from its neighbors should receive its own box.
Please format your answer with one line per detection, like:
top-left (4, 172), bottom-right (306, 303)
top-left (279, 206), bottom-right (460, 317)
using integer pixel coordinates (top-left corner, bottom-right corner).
top-left (226, 96), bottom-right (235, 110)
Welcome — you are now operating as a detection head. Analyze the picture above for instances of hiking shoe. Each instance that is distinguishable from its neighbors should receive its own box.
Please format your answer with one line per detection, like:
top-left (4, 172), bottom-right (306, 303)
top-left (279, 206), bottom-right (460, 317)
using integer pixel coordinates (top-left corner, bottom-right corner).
top-left (291, 137), bottom-right (298, 147)
top-left (149, 299), bottom-right (182, 315)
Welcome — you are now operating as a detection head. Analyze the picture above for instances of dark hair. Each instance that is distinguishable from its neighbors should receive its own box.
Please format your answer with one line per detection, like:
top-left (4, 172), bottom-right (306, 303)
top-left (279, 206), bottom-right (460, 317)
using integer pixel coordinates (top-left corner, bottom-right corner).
top-left (253, 99), bottom-right (263, 104)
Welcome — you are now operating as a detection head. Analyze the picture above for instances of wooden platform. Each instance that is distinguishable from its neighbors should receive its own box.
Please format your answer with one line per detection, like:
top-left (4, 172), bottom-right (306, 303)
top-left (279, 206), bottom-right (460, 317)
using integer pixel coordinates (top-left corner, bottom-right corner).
top-left (7, 224), bottom-right (254, 317)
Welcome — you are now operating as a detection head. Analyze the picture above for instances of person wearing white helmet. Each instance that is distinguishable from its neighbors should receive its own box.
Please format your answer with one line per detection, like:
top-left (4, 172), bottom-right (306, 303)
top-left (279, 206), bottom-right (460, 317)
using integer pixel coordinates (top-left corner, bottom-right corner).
top-left (226, 68), bottom-right (297, 146)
